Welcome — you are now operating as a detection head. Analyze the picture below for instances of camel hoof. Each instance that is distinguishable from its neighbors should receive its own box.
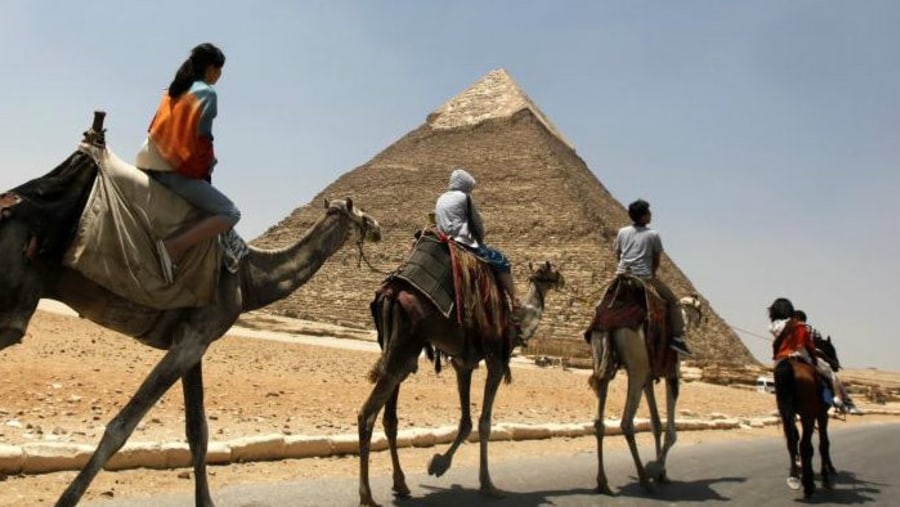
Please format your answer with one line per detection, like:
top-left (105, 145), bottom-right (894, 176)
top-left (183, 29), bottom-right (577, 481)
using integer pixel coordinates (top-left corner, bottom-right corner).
top-left (359, 497), bottom-right (382, 507)
top-left (645, 460), bottom-right (665, 481)
top-left (428, 454), bottom-right (451, 477)
top-left (595, 484), bottom-right (614, 496)
top-left (480, 484), bottom-right (506, 498)
top-left (787, 476), bottom-right (801, 490)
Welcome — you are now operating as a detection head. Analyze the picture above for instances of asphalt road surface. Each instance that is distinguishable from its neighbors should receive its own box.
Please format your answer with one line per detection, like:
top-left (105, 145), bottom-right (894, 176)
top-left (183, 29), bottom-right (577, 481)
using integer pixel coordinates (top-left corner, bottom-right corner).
top-left (87, 422), bottom-right (899, 507)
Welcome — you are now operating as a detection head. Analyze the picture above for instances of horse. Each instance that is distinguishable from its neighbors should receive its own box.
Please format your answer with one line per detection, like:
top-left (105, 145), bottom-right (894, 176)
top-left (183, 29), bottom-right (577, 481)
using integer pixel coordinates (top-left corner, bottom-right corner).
top-left (773, 353), bottom-right (836, 499)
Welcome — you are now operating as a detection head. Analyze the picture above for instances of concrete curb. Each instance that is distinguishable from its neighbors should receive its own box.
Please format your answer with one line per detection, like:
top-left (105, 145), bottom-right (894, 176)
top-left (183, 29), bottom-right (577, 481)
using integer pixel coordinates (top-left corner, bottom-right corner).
top-left (0, 416), bottom-right (791, 475)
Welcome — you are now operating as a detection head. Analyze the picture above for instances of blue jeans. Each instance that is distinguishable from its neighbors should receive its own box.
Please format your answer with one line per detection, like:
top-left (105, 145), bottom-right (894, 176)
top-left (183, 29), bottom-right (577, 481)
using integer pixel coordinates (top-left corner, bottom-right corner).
top-left (471, 244), bottom-right (511, 274)
top-left (148, 171), bottom-right (240, 226)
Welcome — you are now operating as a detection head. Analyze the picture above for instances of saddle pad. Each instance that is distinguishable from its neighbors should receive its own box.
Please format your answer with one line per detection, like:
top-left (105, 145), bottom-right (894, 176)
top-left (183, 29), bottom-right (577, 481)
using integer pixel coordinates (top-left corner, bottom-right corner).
top-left (63, 143), bottom-right (220, 309)
top-left (392, 234), bottom-right (454, 318)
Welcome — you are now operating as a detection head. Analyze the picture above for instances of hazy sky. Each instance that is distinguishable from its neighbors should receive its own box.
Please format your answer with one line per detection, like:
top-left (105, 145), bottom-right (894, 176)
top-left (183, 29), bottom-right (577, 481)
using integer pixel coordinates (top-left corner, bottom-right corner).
top-left (1, 1), bottom-right (897, 370)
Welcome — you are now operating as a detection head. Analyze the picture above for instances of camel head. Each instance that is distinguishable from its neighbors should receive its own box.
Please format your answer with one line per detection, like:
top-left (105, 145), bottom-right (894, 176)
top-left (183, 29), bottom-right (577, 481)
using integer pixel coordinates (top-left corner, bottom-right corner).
top-left (528, 260), bottom-right (565, 292)
top-left (0, 219), bottom-right (42, 350)
top-left (516, 261), bottom-right (565, 346)
top-left (323, 197), bottom-right (382, 244)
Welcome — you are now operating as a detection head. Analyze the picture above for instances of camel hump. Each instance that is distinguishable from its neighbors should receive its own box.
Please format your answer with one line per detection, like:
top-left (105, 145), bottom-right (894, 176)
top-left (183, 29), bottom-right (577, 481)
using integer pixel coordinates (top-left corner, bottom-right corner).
top-left (584, 275), bottom-right (676, 377)
top-left (63, 144), bottom-right (223, 309)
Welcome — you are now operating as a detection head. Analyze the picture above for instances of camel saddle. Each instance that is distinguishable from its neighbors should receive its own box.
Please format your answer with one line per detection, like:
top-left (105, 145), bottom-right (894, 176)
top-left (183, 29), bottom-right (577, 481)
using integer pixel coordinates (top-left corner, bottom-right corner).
top-left (583, 274), bottom-right (677, 379)
top-left (379, 230), bottom-right (509, 341)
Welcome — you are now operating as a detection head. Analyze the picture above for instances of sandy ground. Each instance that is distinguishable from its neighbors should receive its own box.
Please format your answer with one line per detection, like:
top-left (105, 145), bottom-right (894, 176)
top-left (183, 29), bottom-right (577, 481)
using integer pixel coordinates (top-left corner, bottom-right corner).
top-left (0, 309), bottom-right (897, 506)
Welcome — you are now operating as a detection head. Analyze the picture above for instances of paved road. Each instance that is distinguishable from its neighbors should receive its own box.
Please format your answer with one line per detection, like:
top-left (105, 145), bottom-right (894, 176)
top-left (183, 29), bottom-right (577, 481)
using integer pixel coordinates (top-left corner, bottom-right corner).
top-left (87, 422), bottom-right (899, 507)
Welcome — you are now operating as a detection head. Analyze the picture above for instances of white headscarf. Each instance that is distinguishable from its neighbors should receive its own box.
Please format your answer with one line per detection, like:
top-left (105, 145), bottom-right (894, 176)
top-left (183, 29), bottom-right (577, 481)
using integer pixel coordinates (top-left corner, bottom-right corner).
top-left (448, 168), bottom-right (476, 193)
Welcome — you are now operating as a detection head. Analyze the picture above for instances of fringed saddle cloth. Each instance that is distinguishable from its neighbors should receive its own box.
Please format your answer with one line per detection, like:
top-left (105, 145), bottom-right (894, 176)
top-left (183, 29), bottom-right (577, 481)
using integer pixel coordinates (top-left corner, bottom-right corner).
top-left (63, 143), bottom-right (247, 309)
top-left (380, 230), bottom-right (509, 342)
top-left (583, 274), bottom-right (676, 380)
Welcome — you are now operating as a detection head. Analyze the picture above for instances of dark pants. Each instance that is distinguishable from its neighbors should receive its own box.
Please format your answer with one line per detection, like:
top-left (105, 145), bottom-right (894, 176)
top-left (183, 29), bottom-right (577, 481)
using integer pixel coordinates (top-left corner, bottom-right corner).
top-left (646, 278), bottom-right (685, 338)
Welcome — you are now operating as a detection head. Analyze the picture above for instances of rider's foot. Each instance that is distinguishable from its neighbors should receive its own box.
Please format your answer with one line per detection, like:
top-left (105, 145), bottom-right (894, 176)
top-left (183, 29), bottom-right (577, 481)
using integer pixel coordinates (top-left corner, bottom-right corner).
top-left (669, 336), bottom-right (692, 356)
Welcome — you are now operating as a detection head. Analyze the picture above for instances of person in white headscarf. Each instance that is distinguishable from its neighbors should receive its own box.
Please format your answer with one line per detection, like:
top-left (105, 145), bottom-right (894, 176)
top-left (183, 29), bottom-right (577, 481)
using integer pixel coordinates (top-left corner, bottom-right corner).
top-left (434, 168), bottom-right (519, 308)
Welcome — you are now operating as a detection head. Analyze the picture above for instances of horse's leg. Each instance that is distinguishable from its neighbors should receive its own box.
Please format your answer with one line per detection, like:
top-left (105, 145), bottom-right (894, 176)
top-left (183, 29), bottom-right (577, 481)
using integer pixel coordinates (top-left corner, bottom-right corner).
top-left (55, 338), bottom-right (208, 507)
top-left (182, 360), bottom-right (215, 507)
top-left (799, 414), bottom-right (816, 499)
top-left (775, 361), bottom-right (801, 485)
top-left (358, 371), bottom-right (405, 507)
top-left (590, 331), bottom-right (613, 494)
top-left (817, 410), bottom-right (835, 488)
top-left (428, 362), bottom-right (473, 478)
top-left (475, 358), bottom-right (506, 498)
top-left (383, 382), bottom-right (411, 497)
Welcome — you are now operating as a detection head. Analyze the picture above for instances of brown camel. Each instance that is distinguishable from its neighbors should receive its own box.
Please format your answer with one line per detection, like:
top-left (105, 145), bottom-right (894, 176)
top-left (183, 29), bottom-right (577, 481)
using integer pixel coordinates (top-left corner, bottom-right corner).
top-left (357, 260), bottom-right (564, 507)
top-left (0, 115), bottom-right (382, 507)
top-left (587, 287), bottom-right (702, 494)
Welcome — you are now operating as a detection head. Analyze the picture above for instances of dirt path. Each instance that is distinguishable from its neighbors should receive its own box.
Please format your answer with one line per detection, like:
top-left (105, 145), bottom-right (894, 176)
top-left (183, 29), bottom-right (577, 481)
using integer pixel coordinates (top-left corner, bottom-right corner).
top-left (0, 309), bottom-right (895, 506)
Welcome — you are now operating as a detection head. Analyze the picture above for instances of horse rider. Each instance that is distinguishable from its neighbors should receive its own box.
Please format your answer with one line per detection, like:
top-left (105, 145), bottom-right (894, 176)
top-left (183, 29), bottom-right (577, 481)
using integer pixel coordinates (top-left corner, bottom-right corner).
top-left (793, 309), bottom-right (858, 413)
top-left (614, 199), bottom-right (690, 355)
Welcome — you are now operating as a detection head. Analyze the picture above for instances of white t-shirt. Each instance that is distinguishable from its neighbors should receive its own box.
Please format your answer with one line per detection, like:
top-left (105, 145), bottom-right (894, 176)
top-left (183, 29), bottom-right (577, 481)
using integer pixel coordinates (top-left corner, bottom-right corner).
top-left (613, 224), bottom-right (662, 278)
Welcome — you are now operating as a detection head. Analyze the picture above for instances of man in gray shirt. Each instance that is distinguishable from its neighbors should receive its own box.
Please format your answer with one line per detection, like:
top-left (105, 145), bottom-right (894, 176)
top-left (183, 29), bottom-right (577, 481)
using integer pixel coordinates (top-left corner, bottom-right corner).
top-left (614, 199), bottom-right (690, 355)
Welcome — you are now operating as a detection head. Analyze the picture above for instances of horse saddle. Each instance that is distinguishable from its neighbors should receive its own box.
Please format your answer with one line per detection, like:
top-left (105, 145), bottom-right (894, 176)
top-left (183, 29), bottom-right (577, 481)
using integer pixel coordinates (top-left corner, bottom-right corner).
top-left (583, 274), bottom-right (675, 377)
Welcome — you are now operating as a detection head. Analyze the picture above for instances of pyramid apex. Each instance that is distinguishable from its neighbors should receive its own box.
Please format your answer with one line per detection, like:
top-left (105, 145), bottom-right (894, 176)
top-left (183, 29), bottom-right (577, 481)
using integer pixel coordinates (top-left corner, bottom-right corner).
top-left (428, 69), bottom-right (573, 149)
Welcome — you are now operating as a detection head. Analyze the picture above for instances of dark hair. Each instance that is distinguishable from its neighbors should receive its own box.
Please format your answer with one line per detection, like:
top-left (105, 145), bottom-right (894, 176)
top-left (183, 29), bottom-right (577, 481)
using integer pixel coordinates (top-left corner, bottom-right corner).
top-left (768, 297), bottom-right (794, 321)
top-left (168, 43), bottom-right (226, 98)
top-left (627, 199), bottom-right (651, 223)
top-left (793, 310), bottom-right (808, 322)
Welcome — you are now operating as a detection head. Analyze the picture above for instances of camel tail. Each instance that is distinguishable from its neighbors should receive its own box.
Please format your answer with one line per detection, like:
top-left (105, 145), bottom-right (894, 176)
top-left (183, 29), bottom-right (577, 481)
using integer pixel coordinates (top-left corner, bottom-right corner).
top-left (503, 365), bottom-right (512, 385)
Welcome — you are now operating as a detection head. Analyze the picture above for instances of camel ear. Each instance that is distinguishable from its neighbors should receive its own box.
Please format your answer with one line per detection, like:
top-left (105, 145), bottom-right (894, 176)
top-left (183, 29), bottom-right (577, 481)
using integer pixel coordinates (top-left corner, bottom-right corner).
top-left (528, 262), bottom-right (534, 272)
top-left (324, 198), bottom-right (330, 208)
top-left (544, 260), bottom-right (551, 270)
top-left (346, 197), bottom-right (354, 211)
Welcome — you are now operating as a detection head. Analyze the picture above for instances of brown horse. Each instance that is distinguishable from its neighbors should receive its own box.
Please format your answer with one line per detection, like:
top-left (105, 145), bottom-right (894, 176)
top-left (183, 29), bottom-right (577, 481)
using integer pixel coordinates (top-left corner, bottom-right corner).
top-left (774, 357), bottom-right (836, 499)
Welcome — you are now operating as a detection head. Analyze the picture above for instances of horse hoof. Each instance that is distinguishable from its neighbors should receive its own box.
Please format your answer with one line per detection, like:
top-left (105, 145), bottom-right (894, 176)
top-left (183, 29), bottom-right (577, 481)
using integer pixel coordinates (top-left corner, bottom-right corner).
top-left (393, 483), bottom-right (411, 498)
top-left (428, 454), bottom-right (451, 477)
top-left (787, 476), bottom-right (801, 490)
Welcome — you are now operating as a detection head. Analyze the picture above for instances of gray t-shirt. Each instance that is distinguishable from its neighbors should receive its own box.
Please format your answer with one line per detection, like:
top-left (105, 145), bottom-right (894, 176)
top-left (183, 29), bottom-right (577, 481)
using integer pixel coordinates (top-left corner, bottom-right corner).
top-left (613, 225), bottom-right (662, 278)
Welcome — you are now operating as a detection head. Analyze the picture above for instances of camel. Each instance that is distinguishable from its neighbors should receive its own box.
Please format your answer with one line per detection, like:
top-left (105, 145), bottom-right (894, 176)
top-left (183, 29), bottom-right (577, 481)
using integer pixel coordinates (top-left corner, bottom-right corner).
top-left (0, 114), bottom-right (382, 507)
top-left (357, 260), bottom-right (564, 507)
top-left (587, 285), bottom-right (703, 494)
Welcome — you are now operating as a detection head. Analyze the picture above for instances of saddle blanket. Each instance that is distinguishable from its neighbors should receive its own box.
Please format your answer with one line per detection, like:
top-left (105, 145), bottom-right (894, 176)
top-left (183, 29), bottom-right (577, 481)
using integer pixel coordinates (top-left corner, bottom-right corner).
top-left (63, 143), bottom-right (221, 309)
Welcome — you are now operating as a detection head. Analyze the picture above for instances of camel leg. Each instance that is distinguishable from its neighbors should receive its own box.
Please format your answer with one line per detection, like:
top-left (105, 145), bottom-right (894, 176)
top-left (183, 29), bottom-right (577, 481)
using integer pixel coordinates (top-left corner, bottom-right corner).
top-left (55, 339), bottom-right (208, 507)
top-left (590, 331), bottom-right (614, 495)
top-left (182, 361), bottom-right (215, 507)
top-left (358, 372), bottom-right (404, 507)
top-left (642, 382), bottom-right (665, 483)
top-left (428, 363), bottom-right (473, 478)
top-left (622, 370), bottom-right (652, 492)
top-left (655, 376), bottom-right (680, 483)
top-left (475, 360), bottom-right (506, 498)
top-left (383, 383), bottom-right (411, 497)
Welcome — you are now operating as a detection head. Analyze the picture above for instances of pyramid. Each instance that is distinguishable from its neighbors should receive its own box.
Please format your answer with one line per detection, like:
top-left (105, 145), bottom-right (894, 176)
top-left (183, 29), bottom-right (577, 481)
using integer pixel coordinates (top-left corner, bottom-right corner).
top-left (253, 69), bottom-right (757, 367)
